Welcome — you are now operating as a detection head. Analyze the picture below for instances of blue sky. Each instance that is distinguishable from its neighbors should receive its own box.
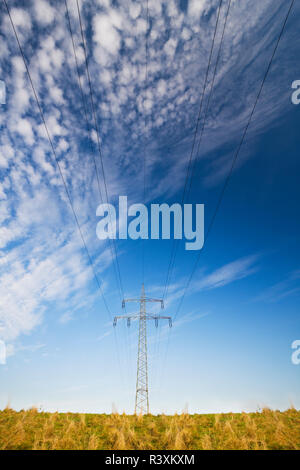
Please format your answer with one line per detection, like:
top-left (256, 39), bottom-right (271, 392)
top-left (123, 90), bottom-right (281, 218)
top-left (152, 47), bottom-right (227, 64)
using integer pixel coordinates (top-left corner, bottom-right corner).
top-left (0, 0), bottom-right (299, 414)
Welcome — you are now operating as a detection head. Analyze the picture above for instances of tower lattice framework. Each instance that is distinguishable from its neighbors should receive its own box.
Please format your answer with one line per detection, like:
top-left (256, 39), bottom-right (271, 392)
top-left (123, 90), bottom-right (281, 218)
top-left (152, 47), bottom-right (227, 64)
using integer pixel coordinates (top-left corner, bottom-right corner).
top-left (113, 284), bottom-right (172, 414)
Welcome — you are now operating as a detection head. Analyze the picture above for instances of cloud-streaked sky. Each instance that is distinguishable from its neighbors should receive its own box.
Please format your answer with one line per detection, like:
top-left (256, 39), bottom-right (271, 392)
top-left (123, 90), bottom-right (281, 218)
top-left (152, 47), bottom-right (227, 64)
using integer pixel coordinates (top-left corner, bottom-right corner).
top-left (0, 0), bottom-right (299, 414)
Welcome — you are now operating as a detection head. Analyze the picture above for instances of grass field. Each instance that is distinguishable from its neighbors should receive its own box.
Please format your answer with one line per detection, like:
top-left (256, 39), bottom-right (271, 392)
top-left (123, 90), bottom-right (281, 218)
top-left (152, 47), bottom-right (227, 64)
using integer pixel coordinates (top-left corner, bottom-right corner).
top-left (0, 407), bottom-right (299, 450)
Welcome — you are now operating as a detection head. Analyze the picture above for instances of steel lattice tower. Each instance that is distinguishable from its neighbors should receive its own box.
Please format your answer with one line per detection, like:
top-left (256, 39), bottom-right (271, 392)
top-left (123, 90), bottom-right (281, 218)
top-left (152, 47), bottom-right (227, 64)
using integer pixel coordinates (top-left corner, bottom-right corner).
top-left (135, 284), bottom-right (149, 414)
top-left (113, 284), bottom-right (172, 414)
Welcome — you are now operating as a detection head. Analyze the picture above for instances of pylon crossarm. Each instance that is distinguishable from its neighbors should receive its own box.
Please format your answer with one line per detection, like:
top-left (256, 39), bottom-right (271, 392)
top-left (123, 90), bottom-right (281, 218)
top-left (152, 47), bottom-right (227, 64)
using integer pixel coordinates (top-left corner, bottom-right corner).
top-left (113, 313), bottom-right (140, 326)
top-left (122, 298), bottom-right (163, 307)
top-left (144, 298), bottom-right (164, 308)
top-left (145, 315), bottom-right (172, 327)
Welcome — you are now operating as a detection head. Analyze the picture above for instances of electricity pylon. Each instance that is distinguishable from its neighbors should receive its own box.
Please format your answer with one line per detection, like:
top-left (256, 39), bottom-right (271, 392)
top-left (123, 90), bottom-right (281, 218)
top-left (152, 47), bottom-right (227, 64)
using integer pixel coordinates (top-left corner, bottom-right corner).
top-left (113, 284), bottom-right (172, 414)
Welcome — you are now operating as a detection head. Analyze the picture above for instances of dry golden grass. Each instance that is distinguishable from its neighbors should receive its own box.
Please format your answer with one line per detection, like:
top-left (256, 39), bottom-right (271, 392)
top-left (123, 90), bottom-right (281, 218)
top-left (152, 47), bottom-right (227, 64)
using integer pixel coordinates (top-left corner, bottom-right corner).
top-left (0, 407), bottom-right (299, 450)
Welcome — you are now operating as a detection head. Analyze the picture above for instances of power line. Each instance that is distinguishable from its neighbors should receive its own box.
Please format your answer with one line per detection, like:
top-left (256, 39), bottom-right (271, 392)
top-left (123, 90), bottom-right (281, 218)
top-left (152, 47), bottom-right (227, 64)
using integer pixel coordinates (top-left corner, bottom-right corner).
top-left (3, 0), bottom-right (112, 318)
top-left (162, 0), bottom-right (231, 306)
top-left (157, 0), bottom-right (294, 396)
top-left (64, 0), bottom-right (103, 204)
top-left (64, 0), bottom-right (126, 313)
top-left (142, 0), bottom-right (150, 284)
top-left (186, 0), bottom-right (232, 201)
top-left (157, 320), bottom-right (172, 397)
top-left (76, 0), bottom-right (126, 305)
top-left (73, 0), bottom-right (134, 388)
top-left (155, 3), bottom-right (227, 395)
top-left (74, 0), bottom-right (133, 388)
top-left (162, 0), bottom-right (224, 302)
top-left (173, 0), bottom-right (295, 323)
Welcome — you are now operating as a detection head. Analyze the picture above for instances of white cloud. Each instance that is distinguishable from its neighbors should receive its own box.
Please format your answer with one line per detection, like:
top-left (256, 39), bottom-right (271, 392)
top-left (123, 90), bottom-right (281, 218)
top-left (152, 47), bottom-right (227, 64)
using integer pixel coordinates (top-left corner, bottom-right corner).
top-left (15, 118), bottom-right (34, 145)
top-left (33, 147), bottom-right (55, 175)
top-left (164, 38), bottom-right (177, 58)
top-left (254, 271), bottom-right (300, 303)
top-left (97, 330), bottom-right (111, 341)
top-left (188, 0), bottom-right (206, 18)
top-left (14, 87), bottom-right (30, 110)
top-left (10, 8), bottom-right (31, 30)
top-left (46, 115), bottom-right (66, 137)
top-left (93, 12), bottom-right (121, 56)
top-left (194, 255), bottom-right (259, 291)
top-left (33, 0), bottom-right (55, 26)
top-left (129, 3), bottom-right (141, 20)
top-left (59, 310), bottom-right (73, 324)
top-left (156, 79), bottom-right (167, 97)
top-left (0, 226), bottom-right (96, 341)
top-left (0, 144), bottom-right (13, 168)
